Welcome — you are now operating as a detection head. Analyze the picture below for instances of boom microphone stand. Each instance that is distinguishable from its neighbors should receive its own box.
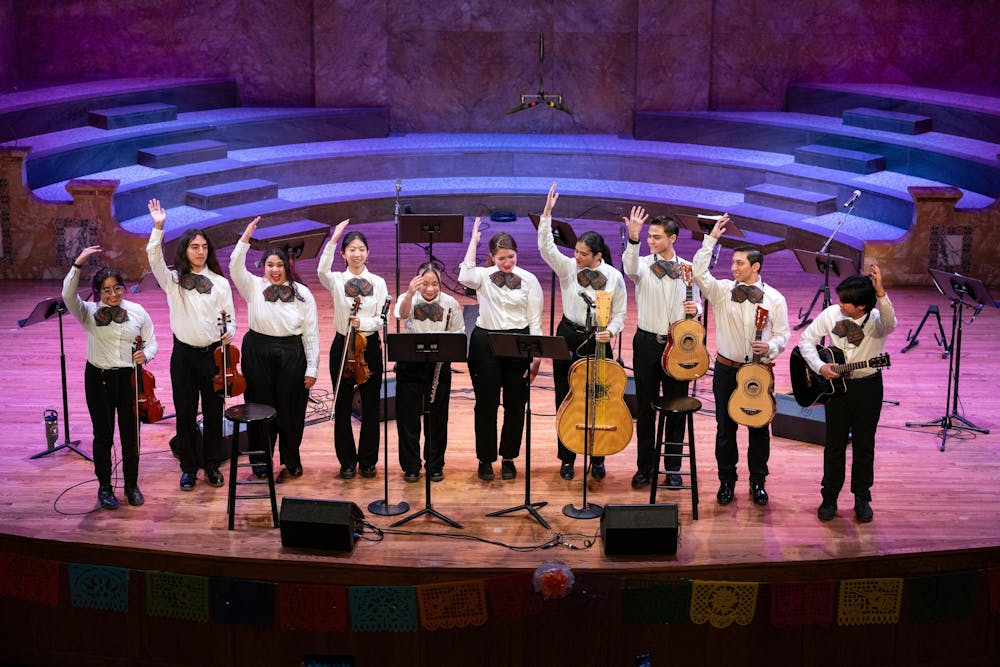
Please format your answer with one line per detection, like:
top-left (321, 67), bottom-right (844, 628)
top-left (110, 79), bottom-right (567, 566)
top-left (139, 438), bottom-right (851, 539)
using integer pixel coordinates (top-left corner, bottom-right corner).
top-left (368, 298), bottom-right (408, 517)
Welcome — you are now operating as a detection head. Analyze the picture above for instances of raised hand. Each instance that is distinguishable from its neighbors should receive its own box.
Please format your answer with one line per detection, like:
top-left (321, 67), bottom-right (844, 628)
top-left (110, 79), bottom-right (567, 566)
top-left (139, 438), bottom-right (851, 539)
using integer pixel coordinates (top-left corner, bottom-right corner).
top-left (710, 212), bottom-right (730, 239)
top-left (624, 205), bottom-right (648, 241)
top-left (147, 199), bottom-right (166, 229)
top-left (331, 218), bottom-right (350, 244)
top-left (543, 182), bottom-right (559, 217)
top-left (470, 217), bottom-right (482, 246)
top-left (869, 262), bottom-right (885, 297)
top-left (74, 245), bottom-right (102, 266)
top-left (407, 273), bottom-right (426, 295)
top-left (239, 216), bottom-right (261, 244)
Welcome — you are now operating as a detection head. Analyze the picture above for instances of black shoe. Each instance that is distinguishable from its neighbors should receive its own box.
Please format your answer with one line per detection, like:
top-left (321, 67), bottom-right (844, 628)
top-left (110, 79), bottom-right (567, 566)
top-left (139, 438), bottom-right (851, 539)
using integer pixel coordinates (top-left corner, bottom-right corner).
top-left (559, 462), bottom-right (575, 480)
top-left (205, 467), bottom-right (224, 487)
top-left (360, 465), bottom-right (377, 478)
top-left (666, 473), bottom-right (684, 488)
top-left (252, 465), bottom-right (269, 480)
top-left (590, 460), bottom-right (606, 480)
top-left (124, 486), bottom-right (144, 507)
top-left (98, 485), bottom-right (119, 510)
top-left (501, 459), bottom-right (516, 480)
top-left (179, 472), bottom-right (196, 491)
top-left (285, 464), bottom-right (303, 478)
top-left (339, 466), bottom-right (357, 479)
top-left (717, 481), bottom-right (734, 505)
top-left (749, 481), bottom-right (768, 506)
top-left (430, 469), bottom-right (444, 483)
top-left (817, 501), bottom-right (837, 521)
top-left (854, 498), bottom-right (873, 523)
top-left (404, 471), bottom-right (420, 483)
top-left (478, 460), bottom-right (495, 481)
top-left (631, 470), bottom-right (651, 489)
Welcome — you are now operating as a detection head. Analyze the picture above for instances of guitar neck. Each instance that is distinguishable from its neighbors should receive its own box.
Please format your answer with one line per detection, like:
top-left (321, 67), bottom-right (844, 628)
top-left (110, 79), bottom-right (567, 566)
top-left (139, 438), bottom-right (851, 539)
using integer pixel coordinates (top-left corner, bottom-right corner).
top-left (833, 359), bottom-right (875, 374)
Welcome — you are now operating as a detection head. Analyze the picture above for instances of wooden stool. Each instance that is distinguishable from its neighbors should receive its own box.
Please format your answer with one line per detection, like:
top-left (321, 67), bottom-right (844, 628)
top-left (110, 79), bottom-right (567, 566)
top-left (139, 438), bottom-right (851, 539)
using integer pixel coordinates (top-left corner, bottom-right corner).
top-left (224, 403), bottom-right (279, 530)
top-left (650, 396), bottom-right (701, 520)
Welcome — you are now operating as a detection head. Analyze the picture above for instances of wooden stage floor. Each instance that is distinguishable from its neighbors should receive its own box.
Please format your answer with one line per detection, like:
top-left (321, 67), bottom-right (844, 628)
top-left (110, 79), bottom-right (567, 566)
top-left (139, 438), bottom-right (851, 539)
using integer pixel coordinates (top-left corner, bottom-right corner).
top-left (2, 219), bottom-right (998, 582)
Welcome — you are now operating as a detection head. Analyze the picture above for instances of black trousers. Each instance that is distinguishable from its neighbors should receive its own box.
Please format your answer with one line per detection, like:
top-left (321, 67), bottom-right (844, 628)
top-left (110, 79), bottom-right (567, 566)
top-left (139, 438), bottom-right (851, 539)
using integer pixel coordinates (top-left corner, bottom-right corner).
top-left (329, 332), bottom-right (383, 469)
top-left (242, 330), bottom-right (308, 470)
top-left (468, 325), bottom-right (530, 462)
top-left (553, 317), bottom-right (609, 466)
top-left (170, 337), bottom-right (226, 474)
top-left (84, 363), bottom-right (139, 489)
top-left (633, 329), bottom-right (690, 474)
top-left (712, 362), bottom-right (769, 485)
top-left (822, 373), bottom-right (883, 503)
top-left (395, 361), bottom-right (452, 474)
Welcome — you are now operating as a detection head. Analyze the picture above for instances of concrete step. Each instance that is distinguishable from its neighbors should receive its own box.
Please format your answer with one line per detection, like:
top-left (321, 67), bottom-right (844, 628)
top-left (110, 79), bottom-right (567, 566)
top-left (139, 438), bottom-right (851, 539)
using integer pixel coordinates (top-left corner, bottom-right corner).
top-left (248, 219), bottom-right (331, 260)
top-left (794, 144), bottom-right (886, 174)
top-left (185, 178), bottom-right (278, 210)
top-left (137, 139), bottom-right (228, 168)
top-left (842, 107), bottom-right (933, 135)
top-left (743, 183), bottom-right (837, 216)
top-left (87, 102), bottom-right (178, 130)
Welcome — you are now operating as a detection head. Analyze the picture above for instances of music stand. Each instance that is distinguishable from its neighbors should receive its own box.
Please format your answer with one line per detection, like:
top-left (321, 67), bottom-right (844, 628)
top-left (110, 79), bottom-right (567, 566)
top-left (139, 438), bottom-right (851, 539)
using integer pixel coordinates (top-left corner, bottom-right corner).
top-left (399, 214), bottom-right (465, 271)
top-left (907, 269), bottom-right (996, 451)
top-left (249, 219), bottom-right (330, 261)
top-left (386, 332), bottom-right (468, 528)
top-left (529, 213), bottom-right (578, 336)
top-left (485, 333), bottom-right (569, 529)
top-left (18, 297), bottom-right (92, 461)
top-left (792, 249), bottom-right (858, 330)
top-left (677, 213), bottom-right (747, 240)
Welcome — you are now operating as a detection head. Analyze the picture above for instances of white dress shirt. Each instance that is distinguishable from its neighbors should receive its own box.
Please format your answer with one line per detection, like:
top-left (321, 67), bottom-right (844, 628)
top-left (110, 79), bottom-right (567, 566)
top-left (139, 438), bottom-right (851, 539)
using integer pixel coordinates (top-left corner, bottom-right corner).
top-left (230, 241), bottom-right (321, 377)
top-left (63, 267), bottom-right (158, 369)
top-left (317, 241), bottom-right (390, 336)
top-left (622, 240), bottom-right (702, 335)
top-left (798, 296), bottom-right (897, 379)
top-left (146, 228), bottom-right (236, 347)
top-left (395, 292), bottom-right (466, 334)
top-left (458, 263), bottom-right (543, 335)
top-left (537, 214), bottom-right (627, 335)
top-left (692, 235), bottom-right (790, 363)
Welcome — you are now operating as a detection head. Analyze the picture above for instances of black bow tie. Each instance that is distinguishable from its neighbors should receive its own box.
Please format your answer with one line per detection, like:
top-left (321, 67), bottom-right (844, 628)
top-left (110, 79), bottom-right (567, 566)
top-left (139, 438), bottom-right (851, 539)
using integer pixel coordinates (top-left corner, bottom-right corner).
top-left (344, 277), bottom-right (374, 298)
top-left (832, 319), bottom-right (866, 345)
top-left (490, 271), bottom-right (522, 290)
top-left (263, 284), bottom-right (295, 303)
top-left (731, 284), bottom-right (765, 304)
top-left (95, 305), bottom-right (128, 327)
top-left (179, 273), bottom-right (213, 294)
top-left (576, 268), bottom-right (607, 290)
top-left (650, 259), bottom-right (682, 280)
top-left (413, 301), bottom-right (444, 322)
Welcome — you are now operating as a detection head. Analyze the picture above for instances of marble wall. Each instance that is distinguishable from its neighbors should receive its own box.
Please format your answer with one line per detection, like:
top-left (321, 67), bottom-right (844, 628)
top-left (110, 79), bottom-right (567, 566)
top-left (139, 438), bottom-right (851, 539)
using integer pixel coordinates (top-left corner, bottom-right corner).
top-left (9, 0), bottom-right (1000, 131)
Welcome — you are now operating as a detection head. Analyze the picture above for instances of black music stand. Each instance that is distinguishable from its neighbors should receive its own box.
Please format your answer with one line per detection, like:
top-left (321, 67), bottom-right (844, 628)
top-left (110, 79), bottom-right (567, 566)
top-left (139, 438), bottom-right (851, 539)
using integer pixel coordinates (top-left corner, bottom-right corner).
top-left (399, 214), bottom-right (464, 271)
top-left (386, 332), bottom-right (468, 528)
top-left (485, 333), bottom-right (569, 529)
top-left (19, 297), bottom-right (92, 461)
top-left (529, 213), bottom-right (578, 336)
top-left (792, 249), bottom-right (858, 330)
top-left (906, 269), bottom-right (996, 451)
top-left (249, 219), bottom-right (331, 261)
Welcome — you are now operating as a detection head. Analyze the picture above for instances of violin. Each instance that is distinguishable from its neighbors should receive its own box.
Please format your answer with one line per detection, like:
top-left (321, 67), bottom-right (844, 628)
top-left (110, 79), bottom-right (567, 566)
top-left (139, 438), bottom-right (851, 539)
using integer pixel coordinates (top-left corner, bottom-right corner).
top-left (340, 296), bottom-right (371, 386)
top-left (132, 336), bottom-right (165, 424)
top-left (214, 310), bottom-right (246, 397)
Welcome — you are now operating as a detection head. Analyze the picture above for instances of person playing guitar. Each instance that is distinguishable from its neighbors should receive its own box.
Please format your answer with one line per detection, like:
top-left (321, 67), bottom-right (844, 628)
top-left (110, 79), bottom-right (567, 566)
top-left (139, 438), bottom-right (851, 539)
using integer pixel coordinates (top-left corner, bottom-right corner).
top-left (796, 264), bottom-right (896, 524)
top-left (692, 213), bottom-right (790, 507)
top-left (622, 206), bottom-right (702, 490)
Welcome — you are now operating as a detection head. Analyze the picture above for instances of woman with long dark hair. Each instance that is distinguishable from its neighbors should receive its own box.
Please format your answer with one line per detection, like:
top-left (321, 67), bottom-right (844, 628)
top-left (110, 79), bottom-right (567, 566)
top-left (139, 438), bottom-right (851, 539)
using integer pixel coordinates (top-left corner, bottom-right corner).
top-left (147, 199), bottom-right (236, 492)
top-left (63, 246), bottom-right (158, 509)
top-left (459, 218), bottom-right (543, 482)
top-left (318, 219), bottom-right (389, 479)
top-left (230, 217), bottom-right (320, 480)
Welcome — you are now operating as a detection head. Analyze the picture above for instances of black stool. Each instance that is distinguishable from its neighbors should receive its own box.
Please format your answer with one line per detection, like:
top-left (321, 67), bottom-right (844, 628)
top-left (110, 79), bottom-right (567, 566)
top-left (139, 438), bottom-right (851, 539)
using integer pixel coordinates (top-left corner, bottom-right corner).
top-left (650, 396), bottom-right (701, 520)
top-left (225, 403), bottom-right (279, 530)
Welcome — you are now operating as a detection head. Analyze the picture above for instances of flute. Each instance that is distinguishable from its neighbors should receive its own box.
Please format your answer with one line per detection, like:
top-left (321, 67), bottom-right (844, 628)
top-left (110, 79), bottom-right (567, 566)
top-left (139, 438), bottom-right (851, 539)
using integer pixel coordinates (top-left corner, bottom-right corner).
top-left (428, 308), bottom-right (452, 405)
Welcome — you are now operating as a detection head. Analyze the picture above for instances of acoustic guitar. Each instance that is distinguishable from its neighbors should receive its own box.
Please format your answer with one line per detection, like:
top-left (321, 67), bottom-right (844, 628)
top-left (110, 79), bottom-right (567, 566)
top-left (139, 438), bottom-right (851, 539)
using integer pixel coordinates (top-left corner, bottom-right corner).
top-left (662, 264), bottom-right (710, 380)
top-left (557, 291), bottom-right (634, 457)
top-left (790, 346), bottom-right (891, 407)
top-left (728, 306), bottom-right (776, 428)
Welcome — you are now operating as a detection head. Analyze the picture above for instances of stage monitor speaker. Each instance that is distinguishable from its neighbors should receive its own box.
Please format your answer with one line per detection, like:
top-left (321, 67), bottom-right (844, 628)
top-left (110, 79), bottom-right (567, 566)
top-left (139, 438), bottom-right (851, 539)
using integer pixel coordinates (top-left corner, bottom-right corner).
top-left (772, 393), bottom-right (825, 446)
top-left (600, 504), bottom-right (678, 556)
top-left (279, 498), bottom-right (364, 552)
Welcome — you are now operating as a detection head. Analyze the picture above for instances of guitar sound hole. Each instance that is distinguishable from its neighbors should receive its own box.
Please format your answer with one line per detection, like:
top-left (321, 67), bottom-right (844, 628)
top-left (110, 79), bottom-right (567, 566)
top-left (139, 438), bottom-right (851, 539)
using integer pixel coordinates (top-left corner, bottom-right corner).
top-left (745, 381), bottom-right (761, 397)
top-left (680, 336), bottom-right (695, 351)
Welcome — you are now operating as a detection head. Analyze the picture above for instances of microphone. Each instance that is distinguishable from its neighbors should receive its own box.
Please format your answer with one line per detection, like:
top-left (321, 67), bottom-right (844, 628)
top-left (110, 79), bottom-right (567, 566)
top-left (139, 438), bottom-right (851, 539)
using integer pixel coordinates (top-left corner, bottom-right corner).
top-left (395, 178), bottom-right (402, 195)
top-left (380, 295), bottom-right (392, 324)
top-left (843, 190), bottom-right (861, 208)
top-left (971, 302), bottom-right (985, 324)
top-left (578, 290), bottom-right (595, 307)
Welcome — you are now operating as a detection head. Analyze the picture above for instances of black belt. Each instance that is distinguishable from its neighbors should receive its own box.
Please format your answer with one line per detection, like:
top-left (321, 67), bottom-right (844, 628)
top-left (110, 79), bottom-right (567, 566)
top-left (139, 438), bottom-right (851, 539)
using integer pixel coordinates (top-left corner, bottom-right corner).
top-left (173, 336), bottom-right (219, 353)
top-left (637, 328), bottom-right (670, 345)
top-left (247, 330), bottom-right (301, 344)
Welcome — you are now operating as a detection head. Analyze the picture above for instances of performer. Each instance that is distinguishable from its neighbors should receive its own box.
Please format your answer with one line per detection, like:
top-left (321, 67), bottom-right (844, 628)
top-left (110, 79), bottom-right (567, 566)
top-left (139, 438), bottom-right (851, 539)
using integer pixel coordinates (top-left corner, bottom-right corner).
top-left (797, 265), bottom-right (896, 523)
top-left (622, 207), bottom-right (701, 489)
top-left (147, 199), bottom-right (236, 491)
top-left (394, 262), bottom-right (465, 483)
top-left (537, 183), bottom-right (626, 481)
top-left (318, 219), bottom-right (389, 479)
top-left (63, 247), bottom-right (158, 509)
top-left (230, 218), bottom-right (320, 480)
top-left (459, 218), bottom-right (543, 482)
top-left (692, 213), bottom-right (789, 506)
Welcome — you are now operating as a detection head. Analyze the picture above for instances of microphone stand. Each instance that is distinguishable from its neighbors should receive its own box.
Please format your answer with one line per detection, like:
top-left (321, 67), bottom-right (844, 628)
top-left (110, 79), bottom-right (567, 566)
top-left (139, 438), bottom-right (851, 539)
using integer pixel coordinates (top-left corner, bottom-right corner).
top-left (393, 179), bottom-right (402, 333)
top-left (369, 298), bottom-right (408, 516)
top-left (794, 201), bottom-right (853, 331)
top-left (616, 223), bottom-right (628, 369)
top-left (563, 297), bottom-right (602, 519)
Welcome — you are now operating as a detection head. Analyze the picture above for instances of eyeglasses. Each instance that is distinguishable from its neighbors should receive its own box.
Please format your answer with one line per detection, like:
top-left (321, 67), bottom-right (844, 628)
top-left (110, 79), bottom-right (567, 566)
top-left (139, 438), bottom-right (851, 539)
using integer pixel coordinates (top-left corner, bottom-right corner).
top-left (100, 285), bottom-right (125, 297)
